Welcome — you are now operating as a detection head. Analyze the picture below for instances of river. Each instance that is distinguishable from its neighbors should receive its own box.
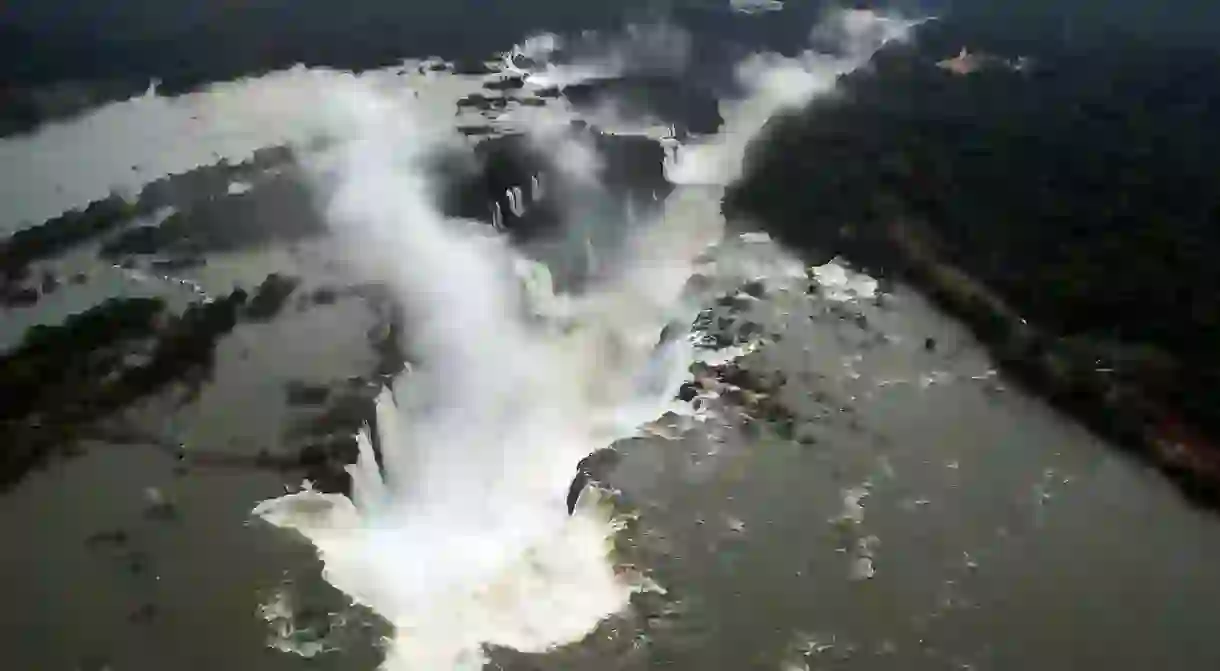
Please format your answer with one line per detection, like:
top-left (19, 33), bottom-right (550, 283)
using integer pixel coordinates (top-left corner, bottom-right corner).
top-left (3, 2), bottom-right (1220, 670)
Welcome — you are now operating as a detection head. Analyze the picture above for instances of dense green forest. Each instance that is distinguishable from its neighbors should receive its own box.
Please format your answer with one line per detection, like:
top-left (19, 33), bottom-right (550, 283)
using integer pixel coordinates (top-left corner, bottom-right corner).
top-left (727, 33), bottom-right (1220, 491)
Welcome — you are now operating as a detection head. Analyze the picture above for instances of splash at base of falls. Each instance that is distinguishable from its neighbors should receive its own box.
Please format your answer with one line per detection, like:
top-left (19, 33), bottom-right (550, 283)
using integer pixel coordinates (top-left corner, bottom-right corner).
top-left (256, 477), bottom-right (642, 670)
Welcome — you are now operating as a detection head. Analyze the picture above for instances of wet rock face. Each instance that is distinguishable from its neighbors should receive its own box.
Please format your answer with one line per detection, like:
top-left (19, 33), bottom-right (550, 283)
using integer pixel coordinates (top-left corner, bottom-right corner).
top-left (283, 386), bottom-right (382, 493)
top-left (451, 59), bottom-right (497, 75)
top-left (456, 93), bottom-right (502, 111)
top-left (441, 128), bottom-right (671, 228)
top-left (39, 271), bottom-right (59, 294)
top-left (245, 273), bottom-right (301, 321)
top-left (0, 284), bottom-right (39, 307)
top-left (458, 125), bottom-right (497, 137)
top-left (561, 75), bottom-right (724, 135)
top-left (295, 434), bottom-right (363, 493)
top-left (436, 133), bottom-right (556, 237)
top-left (588, 130), bottom-right (671, 199)
top-left (434, 127), bottom-right (672, 288)
top-left (483, 75), bottom-right (526, 91)
top-left (310, 286), bottom-right (338, 305)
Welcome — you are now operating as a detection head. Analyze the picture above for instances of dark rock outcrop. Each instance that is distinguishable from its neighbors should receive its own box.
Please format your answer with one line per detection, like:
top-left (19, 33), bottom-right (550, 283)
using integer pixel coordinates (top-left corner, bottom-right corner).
top-left (451, 60), bottom-right (497, 76)
top-left (458, 125), bottom-right (497, 137)
top-left (434, 126), bottom-right (672, 289)
top-left (1, 284), bottom-right (39, 308)
top-left (150, 255), bottom-right (206, 272)
top-left (561, 75), bottom-right (723, 135)
top-left (285, 381), bottom-right (331, 407)
top-left (483, 75), bottom-right (525, 91)
top-left (456, 93), bottom-right (495, 111)
top-left (245, 273), bottom-right (301, 321)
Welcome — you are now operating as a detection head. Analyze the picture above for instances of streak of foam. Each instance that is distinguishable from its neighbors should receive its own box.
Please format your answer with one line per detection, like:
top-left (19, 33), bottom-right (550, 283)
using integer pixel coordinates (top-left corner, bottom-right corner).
top-left (731, 0), bottom-right (785, 14)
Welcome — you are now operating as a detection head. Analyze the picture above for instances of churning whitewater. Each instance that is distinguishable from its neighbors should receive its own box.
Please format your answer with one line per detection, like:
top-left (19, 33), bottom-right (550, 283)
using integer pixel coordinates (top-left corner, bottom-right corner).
top-left (252, 9), bottom-right (919, 670)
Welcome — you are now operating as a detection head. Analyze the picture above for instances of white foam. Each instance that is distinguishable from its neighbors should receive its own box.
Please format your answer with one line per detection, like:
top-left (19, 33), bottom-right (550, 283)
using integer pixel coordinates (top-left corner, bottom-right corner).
top-left (811, 260), bottom-right (879, 302)
top-left (227, 180), bottom-right (254, 195)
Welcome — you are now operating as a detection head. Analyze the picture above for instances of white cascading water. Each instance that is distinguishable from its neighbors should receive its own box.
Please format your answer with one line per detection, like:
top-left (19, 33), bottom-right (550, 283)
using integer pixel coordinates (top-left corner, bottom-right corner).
top-left (490, 201), bottom-right (503, 231)
top-left (507, 186), bottom-right (526, 217)
top-left (253, 9), bottom-right (920, 670)
top-left (253, 87), bottom-right (706, 670)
